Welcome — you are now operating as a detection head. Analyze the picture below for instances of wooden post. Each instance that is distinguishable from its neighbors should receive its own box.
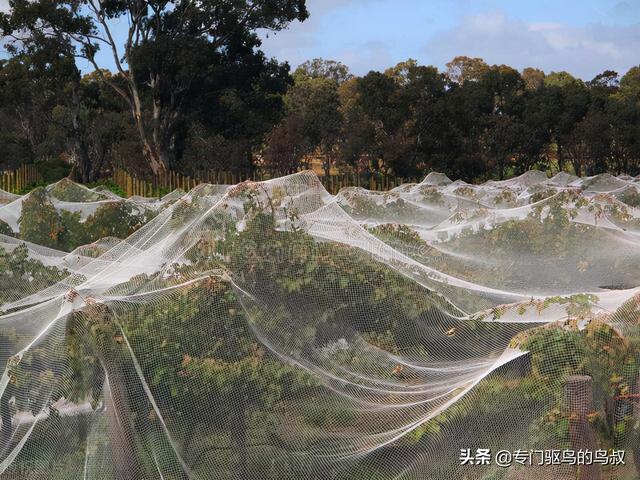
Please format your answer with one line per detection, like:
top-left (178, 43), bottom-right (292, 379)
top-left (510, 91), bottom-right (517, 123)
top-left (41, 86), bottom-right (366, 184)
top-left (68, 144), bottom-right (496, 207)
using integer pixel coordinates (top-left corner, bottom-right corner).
top-left (565, 375), bottom-right (601, 480)
top-left (631, 374), bottom-right (640, 478)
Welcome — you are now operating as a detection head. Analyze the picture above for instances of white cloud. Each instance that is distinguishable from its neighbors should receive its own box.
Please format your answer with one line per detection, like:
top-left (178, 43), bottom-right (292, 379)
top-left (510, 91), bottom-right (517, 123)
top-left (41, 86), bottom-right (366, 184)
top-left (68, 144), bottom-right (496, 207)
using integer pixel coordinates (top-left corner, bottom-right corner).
top-left (258, 0), bottom-right (329, 67)
top-left (0, 0), bottom-right (9, 13)
top-left (424, 10), bottom-right (640, 79)
top-left (258, 0), bottom-right (388, 71)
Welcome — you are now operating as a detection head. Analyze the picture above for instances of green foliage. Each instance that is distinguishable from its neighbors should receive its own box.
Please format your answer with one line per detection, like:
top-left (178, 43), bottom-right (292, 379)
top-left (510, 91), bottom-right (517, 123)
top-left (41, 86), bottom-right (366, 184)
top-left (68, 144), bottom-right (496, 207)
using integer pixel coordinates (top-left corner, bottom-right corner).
top-left (1, 0), bottom-right (309, 177)
top-left (544, 71), bottom-right (583, 88)
top-left (85, 179), bottom-right (126, 198)
top-left (0, 220), bottom-right (13, 236)
top-left (18, 187), bottom-right (65, 249)
top-left (270, 58), bottom-right (640, 180)
top-left (85, 202), bottom-right (155, 241)
top-left (2, 41), bottom-right (640, 180)
top-left (7, 185), bottom-right (640, 478)
top-left (522, 327), bottom-right (584, 379)
top-left (265, 72), bottom-right (343, 175)
top-left (36, 158), bottom-right (72, 184)
top-left (0, 243), bottom-right (68, 305)
top-left (620, 66), bottom-right (640, 102)
top-left (17, 180), bottom-right (49, 194)
top-left (48, 178), bottom-right (104, 202)
top-left (18, 186), bottom-right (155, 251)
top-left (516, 320), bottom-right (640, 447)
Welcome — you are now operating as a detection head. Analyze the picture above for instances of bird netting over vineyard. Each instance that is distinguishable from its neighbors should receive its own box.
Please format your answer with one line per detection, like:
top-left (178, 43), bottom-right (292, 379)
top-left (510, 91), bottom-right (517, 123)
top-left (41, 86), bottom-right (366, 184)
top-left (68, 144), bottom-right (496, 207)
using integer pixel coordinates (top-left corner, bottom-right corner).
top-left (1, 171), bottom-right (640, 479)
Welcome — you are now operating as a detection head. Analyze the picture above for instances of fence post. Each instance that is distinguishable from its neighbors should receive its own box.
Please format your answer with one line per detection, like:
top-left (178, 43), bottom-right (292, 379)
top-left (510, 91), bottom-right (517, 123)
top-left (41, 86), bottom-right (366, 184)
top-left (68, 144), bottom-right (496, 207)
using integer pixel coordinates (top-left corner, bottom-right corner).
top-left (4, 165), bottom-right (417, 196)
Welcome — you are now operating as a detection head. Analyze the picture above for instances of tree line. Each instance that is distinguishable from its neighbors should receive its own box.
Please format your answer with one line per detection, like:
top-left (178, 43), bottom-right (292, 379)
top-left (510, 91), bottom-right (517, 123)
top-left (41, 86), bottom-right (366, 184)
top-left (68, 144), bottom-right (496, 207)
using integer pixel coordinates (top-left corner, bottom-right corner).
top-left (267, 57), bottom-right (640, 181)
top-left (0, 0), bottom-right (639, 183)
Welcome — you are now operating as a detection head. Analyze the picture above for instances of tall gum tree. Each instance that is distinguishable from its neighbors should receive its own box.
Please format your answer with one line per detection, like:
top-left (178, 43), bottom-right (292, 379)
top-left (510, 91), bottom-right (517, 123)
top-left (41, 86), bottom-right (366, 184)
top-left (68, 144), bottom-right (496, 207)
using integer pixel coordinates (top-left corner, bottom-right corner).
top-left (0, 0), bottom-right (308, 174)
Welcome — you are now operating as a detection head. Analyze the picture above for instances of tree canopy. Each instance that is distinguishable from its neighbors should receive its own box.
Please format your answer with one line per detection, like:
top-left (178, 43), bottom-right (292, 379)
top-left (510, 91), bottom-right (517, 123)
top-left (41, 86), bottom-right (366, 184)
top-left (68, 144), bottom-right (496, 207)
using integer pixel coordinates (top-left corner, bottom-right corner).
top-left (1, 0), bottom-right (308, 176)
top-left (1, 3), bottom-right (639, 184)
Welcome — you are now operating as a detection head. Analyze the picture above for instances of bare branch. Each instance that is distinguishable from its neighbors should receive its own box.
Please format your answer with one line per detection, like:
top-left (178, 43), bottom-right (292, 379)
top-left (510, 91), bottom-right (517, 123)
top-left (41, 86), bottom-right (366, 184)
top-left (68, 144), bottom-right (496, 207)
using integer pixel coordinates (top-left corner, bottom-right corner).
top-left (81, 47), bottom-right (131, 104)
top-left (86, 0), bottom-right (127, 76)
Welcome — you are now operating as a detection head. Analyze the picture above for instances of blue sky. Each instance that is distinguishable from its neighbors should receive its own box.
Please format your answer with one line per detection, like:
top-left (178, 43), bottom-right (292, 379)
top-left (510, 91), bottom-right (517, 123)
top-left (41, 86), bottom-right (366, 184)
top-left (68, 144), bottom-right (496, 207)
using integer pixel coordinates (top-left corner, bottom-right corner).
top-left (258, 0), bottom-right (640, 79)
top-left (1, 0), bottom-right (638, 79)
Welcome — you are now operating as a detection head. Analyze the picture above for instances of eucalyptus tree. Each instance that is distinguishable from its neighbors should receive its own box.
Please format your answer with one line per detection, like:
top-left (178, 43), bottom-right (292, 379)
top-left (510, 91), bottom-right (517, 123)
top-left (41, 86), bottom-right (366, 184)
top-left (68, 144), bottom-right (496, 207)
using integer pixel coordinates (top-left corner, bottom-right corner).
top-left (0, 46), bottom-right (77, 168)
top-left (295, 58), bottom-right (352, 84)
top-left (1, 0), bottom-right (308, 174)
top-left (620, 66), bottom-right (640, 102)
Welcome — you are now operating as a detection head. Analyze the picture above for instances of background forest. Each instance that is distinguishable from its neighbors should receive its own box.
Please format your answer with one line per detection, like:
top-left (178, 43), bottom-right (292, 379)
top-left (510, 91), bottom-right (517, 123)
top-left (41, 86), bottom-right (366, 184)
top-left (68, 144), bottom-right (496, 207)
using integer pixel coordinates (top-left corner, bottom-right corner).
top-left (0, 1), bottom-right (639, 185)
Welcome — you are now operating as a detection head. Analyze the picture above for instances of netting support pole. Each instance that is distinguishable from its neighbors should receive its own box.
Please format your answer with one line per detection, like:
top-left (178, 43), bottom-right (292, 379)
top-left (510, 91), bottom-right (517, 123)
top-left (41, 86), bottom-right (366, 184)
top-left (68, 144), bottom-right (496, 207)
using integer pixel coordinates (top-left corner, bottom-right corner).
top-left (565, 375), bottom-right (601, 480)
top-left (631, 374), bottom-right (640, 478)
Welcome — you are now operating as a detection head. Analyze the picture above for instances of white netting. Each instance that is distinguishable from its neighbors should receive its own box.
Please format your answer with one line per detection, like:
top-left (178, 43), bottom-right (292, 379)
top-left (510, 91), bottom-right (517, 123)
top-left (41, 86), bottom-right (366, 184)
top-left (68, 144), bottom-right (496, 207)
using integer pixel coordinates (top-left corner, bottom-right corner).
top-left (1, 171), bottom-right (640, 479)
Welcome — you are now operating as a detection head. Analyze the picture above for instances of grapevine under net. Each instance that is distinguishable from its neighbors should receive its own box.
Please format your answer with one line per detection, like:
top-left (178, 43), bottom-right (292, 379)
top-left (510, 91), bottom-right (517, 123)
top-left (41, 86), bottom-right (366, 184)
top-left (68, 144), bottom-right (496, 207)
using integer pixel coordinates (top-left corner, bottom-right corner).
top-left (1, 171), bottom-right (640, 479)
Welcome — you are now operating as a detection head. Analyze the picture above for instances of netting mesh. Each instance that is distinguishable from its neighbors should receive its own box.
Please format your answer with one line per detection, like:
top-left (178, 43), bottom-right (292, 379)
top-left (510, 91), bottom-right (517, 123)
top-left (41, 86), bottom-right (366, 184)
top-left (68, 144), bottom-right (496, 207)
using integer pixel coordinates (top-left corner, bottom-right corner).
top-left (2, 171), bottom-right (640, 479)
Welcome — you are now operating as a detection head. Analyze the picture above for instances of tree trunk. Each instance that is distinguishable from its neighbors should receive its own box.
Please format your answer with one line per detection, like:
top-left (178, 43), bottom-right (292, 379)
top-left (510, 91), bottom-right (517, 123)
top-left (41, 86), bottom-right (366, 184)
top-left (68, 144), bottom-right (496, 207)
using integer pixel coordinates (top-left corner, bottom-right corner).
top-left (151, 85), bottom-right (176, 172)
top-left (323, 158), bottom-right (330, 178)
top-left (129, 85), bottom-right (166, 176)
top-left (99, 356), bottom-right (144, 480)
top-left (557, 142), bottom-right (564, 172)
top-left (96, 54), bottom-right (167, 177)
top-left (572, 159), bottom-right (582, 177)
top-left (157, 134), bottom-right (176, 174)
top-left (70, 85), bottom-right (93, 183)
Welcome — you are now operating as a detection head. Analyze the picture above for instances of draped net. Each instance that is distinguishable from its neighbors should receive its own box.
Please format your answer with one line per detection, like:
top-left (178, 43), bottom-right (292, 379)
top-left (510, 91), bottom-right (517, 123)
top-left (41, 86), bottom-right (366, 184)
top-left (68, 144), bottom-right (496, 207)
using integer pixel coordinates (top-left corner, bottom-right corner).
top-left (1, 171), bottom-right (640, 479)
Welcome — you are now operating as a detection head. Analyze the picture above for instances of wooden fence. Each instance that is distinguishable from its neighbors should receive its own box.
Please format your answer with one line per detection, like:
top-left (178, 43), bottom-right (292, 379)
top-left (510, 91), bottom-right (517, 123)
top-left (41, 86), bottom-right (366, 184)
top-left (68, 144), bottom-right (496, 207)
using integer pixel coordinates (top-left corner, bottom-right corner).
top-left (0, 165), bottom-right (419, 197)
top-left (111, 168), bottom-right (420, 197)
top-left (0, 164), bottom-right (42, 193)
